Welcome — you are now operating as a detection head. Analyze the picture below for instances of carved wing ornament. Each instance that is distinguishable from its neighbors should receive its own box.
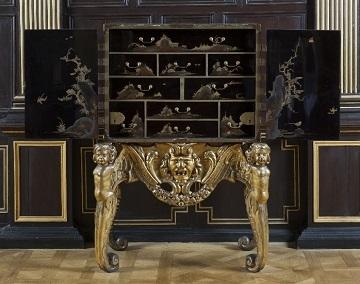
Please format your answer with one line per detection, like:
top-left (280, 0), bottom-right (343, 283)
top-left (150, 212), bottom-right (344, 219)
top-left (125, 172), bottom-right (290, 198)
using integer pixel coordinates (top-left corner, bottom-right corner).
top-left (94, 143), bottom-right (269, 207)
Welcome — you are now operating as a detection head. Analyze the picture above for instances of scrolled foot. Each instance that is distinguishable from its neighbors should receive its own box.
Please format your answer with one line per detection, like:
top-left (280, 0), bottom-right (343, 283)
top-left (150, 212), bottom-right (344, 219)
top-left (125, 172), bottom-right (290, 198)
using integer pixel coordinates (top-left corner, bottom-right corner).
top-left (238, 236), bottom-right (256, 251)
top-left (110, 237), bottom-right (129, 251)
top-left (246, 253), bottom-right (264, 272)
top-left (103, 252), bottom-right (119, 273)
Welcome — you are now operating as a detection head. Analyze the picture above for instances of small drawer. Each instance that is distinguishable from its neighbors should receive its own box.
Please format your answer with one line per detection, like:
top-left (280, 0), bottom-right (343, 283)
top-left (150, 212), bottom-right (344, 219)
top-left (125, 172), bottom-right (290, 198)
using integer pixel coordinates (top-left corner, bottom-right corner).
top-left (147, 121), bottom-right (218, 138)
top-left (185, 78), bottom-right (255, 100)
top-left (109, 54), bottom-right (156, 76)
top-left (109, 102), bottom-right (144, 138)
top-left (110, 78), bottom-right (180, 100)
top-left (159, 54), bottom-right (206, 76)
top-left (208, 54), bottom-right (255, 76)
top-left (147, 102), bottom-right (218, 119)
top-left (220, 102), bottom-right (255, 138)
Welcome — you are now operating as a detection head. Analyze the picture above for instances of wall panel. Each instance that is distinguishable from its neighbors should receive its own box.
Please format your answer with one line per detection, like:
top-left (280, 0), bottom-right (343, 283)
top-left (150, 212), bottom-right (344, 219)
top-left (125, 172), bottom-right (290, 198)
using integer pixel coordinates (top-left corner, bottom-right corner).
top-left (0, 16), bottom-right (15, 109)
top-left (13, 141), bottom-right (67, 222)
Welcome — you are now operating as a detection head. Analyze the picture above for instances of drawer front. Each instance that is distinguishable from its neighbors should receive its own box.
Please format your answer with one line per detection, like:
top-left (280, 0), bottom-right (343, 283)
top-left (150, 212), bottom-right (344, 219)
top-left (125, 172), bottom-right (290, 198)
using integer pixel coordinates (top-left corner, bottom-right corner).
top-left (109, 54), bottom-right (157, 76)
top-left (159, 54), bottom-right (206, 76)
top-left (208, 54), bottom-right (256, 76)
top-left (109, 29), bottom-right (256, 53)
top-left (147, 121), bottom-right (218, 138)
top-left (109, 102), bottom-right (145, 138)
top-left (110, 78), bottom-right (180, 100)
top-left (185, 78), bottom-right (255, 100)
top-left (147, 102), bottom-right (218, 120)
top-left (220, 102), bottom-right (255, 138)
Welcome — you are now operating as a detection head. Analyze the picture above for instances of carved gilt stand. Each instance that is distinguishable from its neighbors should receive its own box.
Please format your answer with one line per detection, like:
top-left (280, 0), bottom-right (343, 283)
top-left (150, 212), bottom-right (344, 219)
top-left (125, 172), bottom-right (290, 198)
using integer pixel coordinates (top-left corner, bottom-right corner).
top-left (93, 142), bottom-right (270, 273)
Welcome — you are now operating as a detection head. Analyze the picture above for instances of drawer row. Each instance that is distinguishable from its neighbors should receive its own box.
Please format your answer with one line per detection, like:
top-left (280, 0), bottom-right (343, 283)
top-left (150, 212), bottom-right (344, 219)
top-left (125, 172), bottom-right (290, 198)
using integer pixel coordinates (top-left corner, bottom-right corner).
top-left (109, 53), bottom-right (256, 77)
top-left (110, 78), bottom-right (255, 100)
top-left (108, 101), bottom-right (255, 139)
top-left (109, 29), bottom-right (256, 53)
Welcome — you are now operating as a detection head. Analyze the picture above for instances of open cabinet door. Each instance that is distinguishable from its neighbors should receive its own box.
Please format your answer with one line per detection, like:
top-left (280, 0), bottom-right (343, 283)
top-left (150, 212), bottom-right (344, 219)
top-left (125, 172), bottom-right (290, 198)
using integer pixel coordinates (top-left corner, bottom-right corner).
top-left (266, 30), bottom-right (340, 140)
top-left (25, 30), bottom-right (98, 138)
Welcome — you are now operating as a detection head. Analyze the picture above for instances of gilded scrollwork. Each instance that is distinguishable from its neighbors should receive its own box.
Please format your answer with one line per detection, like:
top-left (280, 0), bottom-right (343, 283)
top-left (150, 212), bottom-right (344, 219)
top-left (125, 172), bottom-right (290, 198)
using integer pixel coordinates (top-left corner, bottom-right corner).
top-left (93, 142), bottom-right (271, 273)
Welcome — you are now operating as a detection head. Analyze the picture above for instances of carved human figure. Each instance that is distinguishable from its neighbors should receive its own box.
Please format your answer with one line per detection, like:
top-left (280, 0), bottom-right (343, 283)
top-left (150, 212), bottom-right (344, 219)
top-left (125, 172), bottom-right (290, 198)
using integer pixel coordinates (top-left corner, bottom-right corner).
top-left (243, 143), bottom-right (271, 272)
top-left (93, 143), bottom-right (119, 272)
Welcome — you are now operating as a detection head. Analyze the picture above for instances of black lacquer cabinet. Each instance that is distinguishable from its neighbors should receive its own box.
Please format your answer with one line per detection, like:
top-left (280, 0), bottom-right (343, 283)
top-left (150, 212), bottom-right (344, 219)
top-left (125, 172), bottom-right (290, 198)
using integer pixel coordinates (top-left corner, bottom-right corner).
top-left (24, 26), bottom-right (340, 141)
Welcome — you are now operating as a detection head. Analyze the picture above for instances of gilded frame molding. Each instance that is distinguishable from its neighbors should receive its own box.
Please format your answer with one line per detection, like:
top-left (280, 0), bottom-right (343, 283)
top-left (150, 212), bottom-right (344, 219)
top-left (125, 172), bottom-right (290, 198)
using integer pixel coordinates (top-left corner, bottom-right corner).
top-left (0, 145), bottom-right (9, 214)
top-left (13, 141), bottom-right (67, 222)
top-left (313, 140), bottom-right (360, 223)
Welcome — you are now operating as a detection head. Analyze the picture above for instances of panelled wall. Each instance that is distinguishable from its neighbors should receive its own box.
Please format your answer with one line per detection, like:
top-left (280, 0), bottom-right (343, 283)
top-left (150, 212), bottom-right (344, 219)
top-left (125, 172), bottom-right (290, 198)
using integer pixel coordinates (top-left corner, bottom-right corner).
top-left (0, 0), bottom-right (360, 248)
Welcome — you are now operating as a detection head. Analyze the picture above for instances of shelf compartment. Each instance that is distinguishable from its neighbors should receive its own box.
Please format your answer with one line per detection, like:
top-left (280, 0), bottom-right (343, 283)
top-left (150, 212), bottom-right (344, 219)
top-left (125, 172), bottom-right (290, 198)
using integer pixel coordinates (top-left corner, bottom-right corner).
top-left (109, 78), bottom-right (180, 100)
top-left (147, 101), bottom-right (218, 119)
top-left (147, 120), bottom-right (218, 138)
top-left (109, 54), bottom-right (157, 76)
top-left (108, 101), bottom-right (144, 138)
top-left (220, 102), bottom-right (256, 138)
top-left (184, 78), bottom-right (255, 100)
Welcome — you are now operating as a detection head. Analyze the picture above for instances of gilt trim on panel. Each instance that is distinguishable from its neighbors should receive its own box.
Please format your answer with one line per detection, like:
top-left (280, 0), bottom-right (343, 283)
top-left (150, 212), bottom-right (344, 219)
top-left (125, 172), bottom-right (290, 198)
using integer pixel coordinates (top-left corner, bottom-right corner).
top-left (313, 140), bottom-right (360, 223)
top-left (13, 141), bottom-right (67, 222)
top-left (0, 145), bottom-right (8, 214)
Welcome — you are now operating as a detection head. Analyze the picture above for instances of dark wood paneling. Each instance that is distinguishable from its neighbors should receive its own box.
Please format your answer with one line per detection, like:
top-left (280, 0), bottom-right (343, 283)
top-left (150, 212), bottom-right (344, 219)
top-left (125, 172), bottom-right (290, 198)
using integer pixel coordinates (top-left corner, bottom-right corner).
top-left (0, 0), bottom-right (14, 6)
top-left (69, 15), bottom-right (152, 29)
top-left (67, 0), bottom-right (128, 7)
top-left (319, 146), bottom-right (360, 216)
top-left (245, 0), bottom-right (306, 4)
top-left (19, 146), bottom-right (62, 216)
top-left (0, 16), bottom-right (15, 109)
top-left (161, 14), bottom-right (214, 24)
top-left (138, 0), bottom-right (237, 6)
top-left (224, 13), bottom-right (305, 41)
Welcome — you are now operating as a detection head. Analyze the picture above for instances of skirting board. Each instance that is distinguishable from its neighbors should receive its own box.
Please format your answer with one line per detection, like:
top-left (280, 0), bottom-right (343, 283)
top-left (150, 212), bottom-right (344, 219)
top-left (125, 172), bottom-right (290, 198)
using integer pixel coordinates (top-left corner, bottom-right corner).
top-left (298, 227), bottom-right (360, 249)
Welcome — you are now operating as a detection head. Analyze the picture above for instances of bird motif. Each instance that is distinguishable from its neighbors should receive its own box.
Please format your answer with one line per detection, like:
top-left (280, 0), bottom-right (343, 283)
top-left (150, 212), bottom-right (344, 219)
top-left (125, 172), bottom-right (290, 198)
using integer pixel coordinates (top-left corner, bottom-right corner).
top-left (36, 93), bottom-right (47, 104)
top-left (328, 107), bottom-right (338, 115)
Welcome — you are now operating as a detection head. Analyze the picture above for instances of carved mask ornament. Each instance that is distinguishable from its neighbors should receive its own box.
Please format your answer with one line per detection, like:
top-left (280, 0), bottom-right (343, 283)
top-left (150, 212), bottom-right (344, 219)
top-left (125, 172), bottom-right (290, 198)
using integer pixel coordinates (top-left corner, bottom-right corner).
top-left (160, 144), bottom-right (203, 194)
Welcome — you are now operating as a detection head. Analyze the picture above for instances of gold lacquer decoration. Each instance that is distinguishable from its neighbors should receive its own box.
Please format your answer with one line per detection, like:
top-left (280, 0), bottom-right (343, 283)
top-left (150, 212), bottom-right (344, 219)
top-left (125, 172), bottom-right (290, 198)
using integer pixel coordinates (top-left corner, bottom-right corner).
top-left (93, 142), bottom-right (271, 273)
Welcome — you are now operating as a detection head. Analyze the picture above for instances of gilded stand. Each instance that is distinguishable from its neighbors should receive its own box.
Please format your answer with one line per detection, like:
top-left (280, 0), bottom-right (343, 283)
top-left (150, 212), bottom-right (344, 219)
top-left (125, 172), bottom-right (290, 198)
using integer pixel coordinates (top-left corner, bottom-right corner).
top-left (93, 142), bottom-right (270, 273)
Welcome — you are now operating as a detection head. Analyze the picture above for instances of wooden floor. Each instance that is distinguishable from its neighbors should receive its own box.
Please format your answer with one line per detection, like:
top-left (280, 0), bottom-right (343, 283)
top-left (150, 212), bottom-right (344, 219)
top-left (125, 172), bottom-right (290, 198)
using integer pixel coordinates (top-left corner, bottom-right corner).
top-left (1, 243), bottom-right (360, 284)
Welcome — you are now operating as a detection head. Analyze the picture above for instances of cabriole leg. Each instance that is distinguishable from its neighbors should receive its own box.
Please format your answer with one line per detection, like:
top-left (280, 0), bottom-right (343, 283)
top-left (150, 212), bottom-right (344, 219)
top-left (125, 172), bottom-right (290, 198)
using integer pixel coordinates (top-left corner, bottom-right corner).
top-left (95, 190), bottom-right (120, 272)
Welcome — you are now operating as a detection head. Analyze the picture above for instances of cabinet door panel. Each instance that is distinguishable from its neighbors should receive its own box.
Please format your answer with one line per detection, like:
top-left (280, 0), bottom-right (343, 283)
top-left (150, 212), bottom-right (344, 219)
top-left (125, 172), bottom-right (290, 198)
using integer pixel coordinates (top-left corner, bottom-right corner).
top-left (266, 30), bottom-right (340, 139)
top-left (25, 30), bottom-right (98, 138)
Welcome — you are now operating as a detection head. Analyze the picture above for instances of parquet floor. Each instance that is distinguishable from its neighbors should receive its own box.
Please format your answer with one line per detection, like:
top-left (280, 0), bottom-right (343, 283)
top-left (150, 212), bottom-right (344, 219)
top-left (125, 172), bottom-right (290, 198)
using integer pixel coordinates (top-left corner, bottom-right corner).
top-left (0, 243), bottom-right (360, 284)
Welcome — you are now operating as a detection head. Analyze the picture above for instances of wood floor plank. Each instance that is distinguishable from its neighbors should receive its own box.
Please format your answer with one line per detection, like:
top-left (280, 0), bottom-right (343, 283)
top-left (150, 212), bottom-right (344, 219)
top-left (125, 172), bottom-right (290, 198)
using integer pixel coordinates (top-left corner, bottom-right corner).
top-left (0, 244), bottom-right (360, 283)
